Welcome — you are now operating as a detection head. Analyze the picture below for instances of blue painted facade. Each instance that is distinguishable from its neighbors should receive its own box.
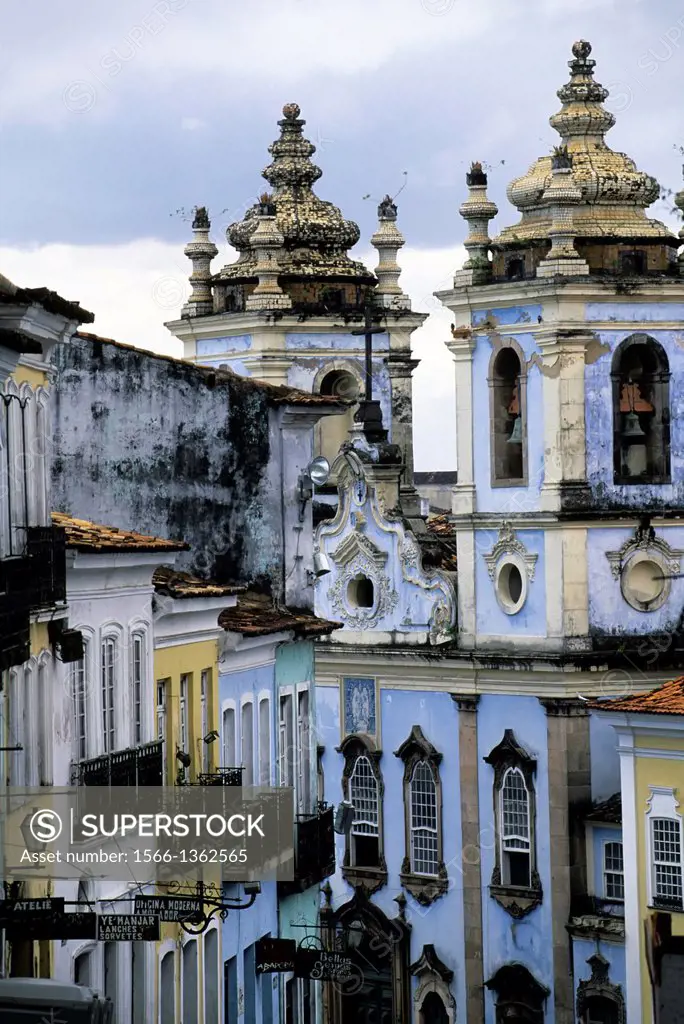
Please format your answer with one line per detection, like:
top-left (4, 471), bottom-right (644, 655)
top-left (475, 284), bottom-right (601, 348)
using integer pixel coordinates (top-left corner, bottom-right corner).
top-left (219, 637), bottom-right (324, 1023)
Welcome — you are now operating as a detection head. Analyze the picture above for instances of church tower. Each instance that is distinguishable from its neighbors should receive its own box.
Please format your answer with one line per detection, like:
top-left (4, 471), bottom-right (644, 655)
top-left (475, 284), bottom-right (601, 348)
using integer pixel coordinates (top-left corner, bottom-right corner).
top-left (166, 103), bottom-right (426, 503)
top-left (439, 39), bottom-right (684, 657)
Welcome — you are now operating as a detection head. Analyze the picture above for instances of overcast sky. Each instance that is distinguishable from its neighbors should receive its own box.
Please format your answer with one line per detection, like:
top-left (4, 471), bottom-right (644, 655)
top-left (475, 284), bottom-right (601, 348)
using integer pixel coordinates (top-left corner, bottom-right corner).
top-left (1, 0), bottom-right (682, 468)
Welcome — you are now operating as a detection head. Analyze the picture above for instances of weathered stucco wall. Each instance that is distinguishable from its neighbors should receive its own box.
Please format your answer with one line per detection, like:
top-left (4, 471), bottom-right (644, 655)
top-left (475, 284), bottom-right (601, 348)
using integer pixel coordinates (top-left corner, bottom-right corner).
top-left (51, 334), bottom-right (283, 588)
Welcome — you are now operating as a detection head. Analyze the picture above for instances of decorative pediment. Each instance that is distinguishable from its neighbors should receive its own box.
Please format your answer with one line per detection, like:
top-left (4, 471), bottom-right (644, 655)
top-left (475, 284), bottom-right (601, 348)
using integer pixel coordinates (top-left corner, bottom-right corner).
top-left (409, 944), bottom-right (454, 984)
top-left (336, 733), bottom-right (382, 779)
top-left (606, 522), bottom-right (682, 580)
top-left (483, 522), bottom-right (537, 581)
top-left (394, 725), bottom-right (442, 780)
top-left (484, 729), bottom-right (536, 774)
top-left (576, 954), bottom-right (626, 1024)
top-left (486, 964), bottom-right (549, 1016)
top-left (330, 531), bottom-right (388, 569)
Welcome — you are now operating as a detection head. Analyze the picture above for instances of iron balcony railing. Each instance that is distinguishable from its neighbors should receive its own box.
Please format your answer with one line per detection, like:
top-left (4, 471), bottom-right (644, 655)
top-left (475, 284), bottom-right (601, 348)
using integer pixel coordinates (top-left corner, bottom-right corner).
top-left (280, 803), bottom-right (335, 896)
top-left (190, 767), bottom-right (244, 787)
top-left (74, 740), bottom-right (164, 787)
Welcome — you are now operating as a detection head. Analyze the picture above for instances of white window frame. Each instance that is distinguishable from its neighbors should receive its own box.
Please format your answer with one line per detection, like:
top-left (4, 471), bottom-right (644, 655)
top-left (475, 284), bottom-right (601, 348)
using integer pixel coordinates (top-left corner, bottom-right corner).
top-left (37, 652), bottom-right (51, 786)
top-left (500, 766), bottom-right (531, 888)
top-left (409, 760), bottom-right (439, 877)
top-left (240, 698), bottom-right (254, 786)
top-left (130, 631), bottom-right (145, 748)
top-left (278, 691), bottom-right (294, 789)
top-left (8, 668), bottom-right (24, 786)
top-left (100, 634), bottom-right (118, 755)
top-left (297, 685), bottom-right (311, 814)
top-left (646, 786), bottom-right (684, 910)
top-left (602, 839), bottom-right (624, 902)
top-left (258, 693), bottom-right (271, 786)
top-left (71, 644), bottom-right (89, 763)
top-left (179, 674), bottom-right (191, 782)
top-left (221, 700), bottom-right (237, 768)
top-left (200, 670), bottom-right (210, 773)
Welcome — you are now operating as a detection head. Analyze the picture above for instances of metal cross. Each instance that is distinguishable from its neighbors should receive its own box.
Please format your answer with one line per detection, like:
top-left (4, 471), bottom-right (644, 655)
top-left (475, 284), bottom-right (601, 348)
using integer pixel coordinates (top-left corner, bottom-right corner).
top-left (350, 301), bottom-right (387, 441)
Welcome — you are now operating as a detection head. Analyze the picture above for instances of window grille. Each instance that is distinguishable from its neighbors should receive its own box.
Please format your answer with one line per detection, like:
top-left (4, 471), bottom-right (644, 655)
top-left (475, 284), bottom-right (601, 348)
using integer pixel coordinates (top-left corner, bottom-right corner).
top-left (410, 761), bottom-right (438, 876)
top-left (652, 817), bottom-right (683, 906)
top-left (71, 649), bottom-right (88, 761)
top-left (349, 755), bottom-right (379, 836)
top-left (101, 638), bottom-right (116, 754)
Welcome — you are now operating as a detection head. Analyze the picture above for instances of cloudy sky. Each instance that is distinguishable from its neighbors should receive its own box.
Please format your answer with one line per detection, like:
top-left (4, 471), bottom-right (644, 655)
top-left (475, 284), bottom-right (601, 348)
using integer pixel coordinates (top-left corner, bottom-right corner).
top-left (1, 0), bottom-right (682, 468)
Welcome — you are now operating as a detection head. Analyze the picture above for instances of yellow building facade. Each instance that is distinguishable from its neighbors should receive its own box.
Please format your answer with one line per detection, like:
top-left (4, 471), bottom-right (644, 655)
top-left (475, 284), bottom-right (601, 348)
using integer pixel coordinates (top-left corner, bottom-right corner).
top-left (598, 678), bottom-right (684, 1024)
top-left (150, 567), bottom-right (242, 1024)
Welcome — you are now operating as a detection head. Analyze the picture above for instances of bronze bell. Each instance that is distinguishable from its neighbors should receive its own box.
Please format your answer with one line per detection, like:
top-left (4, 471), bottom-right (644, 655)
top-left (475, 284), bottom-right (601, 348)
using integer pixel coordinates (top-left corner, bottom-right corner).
top-left (507, 416), bottom-right (523, 444)
top-left (622, 411), bottom-right (646, 439)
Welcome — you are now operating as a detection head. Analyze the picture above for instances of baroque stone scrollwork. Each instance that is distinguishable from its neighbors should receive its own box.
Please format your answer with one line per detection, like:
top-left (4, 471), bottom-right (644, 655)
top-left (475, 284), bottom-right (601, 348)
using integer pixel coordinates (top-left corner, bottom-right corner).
top-left (576, 954), bottom-right (626, 1024)
top-left (486, 964), bottom-right (549, 1024)
top-left (606, 521), bottom-right (682, 613)
top-left (483, 522), bottom-right (538, 582)
top-left (410, 945), bottom-right (456, 1024)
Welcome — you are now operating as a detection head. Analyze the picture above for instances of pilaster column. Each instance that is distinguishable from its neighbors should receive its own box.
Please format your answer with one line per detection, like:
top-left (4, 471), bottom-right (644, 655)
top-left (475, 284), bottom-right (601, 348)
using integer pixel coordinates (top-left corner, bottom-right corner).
top-left (539, 698), bottom-right (591, 1024)
top-left (386, 351), bottom-right (420, 510)
top-left (446, 329), bottom-right (477, 515)
top-left (451, 694), bottom-right (484, 1024)
top-left (535, 328), bottom-right (592, 512)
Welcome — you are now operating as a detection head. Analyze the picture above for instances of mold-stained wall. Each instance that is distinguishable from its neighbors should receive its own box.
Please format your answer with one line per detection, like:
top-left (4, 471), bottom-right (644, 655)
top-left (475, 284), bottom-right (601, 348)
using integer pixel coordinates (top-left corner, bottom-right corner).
top-left (51, 334), bottom-right (285, 590)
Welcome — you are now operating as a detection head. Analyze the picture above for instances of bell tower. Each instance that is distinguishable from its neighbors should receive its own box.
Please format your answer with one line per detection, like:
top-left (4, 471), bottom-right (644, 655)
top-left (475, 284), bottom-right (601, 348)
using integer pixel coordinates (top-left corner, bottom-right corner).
top-left (438, 41), bottom-right (684, 656)
top-left (166, 104), bottom-right (427, 499)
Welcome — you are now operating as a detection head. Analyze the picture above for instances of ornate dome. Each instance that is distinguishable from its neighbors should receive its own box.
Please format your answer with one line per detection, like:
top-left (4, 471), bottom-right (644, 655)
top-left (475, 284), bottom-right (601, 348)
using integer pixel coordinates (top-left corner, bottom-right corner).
top-left (218, 104), bottom-right (373, 282)
top-left (493, 41), bottom-right (674, 248)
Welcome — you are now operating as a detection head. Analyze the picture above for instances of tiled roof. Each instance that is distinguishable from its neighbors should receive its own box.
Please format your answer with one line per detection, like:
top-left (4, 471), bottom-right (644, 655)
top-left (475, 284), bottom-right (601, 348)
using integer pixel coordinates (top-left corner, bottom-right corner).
top-left (75, 332), bottom-right (349, 409)
top-left (586, 792), bottom-right (622, 824)
top-left (52, 512), bottom-right (188, 553)
top-left (153, 565), bottom-right (246, 599)
top-left (1, 280), bottom-right (94, 323)
top-left (219, 591), bottom-right (341, 638)
top-left (592, 675), bottom-right (684, 716)
top-left (426, 514), bottom-right (456, 538)
top-left (424, 514), bottom-right (458, 571)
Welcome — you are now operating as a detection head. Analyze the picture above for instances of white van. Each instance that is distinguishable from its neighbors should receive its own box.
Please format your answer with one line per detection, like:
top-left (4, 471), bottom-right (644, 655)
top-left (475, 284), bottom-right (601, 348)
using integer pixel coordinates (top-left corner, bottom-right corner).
top-left (0, 977), bottom-right (113, 1023)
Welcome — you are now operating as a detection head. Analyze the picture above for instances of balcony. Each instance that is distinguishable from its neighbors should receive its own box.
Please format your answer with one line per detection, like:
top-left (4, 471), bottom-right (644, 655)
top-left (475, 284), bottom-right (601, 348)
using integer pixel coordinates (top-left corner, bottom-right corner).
top-left (192, 767), bottom-right (244, 786)
top-left (279, 804), bottom-right (335, 897)
top-left (74, 740), bottom-right (164, 786)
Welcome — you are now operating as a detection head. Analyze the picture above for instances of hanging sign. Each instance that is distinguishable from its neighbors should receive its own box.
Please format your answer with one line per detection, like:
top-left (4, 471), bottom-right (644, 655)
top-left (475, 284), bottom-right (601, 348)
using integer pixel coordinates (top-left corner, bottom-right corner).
top-left (5, 912), bottom-right (97, 941)
top-left (0, 897), bottom-right (65, 919)
top-left (255, 937), bottom-right (297, 974)
top-left (97, 914), bottom-right (160, 941)
top-left (134, 896), bottom-right (204, 924)
top-left (295, 949), bottom-right (354, 981)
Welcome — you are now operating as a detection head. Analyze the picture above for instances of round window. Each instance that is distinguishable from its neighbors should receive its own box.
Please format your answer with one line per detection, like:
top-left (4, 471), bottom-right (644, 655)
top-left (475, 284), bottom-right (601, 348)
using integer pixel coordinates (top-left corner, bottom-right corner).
top-left (621, 555), bottom-right (667, 611)
top-left (347, 574), bottom-right (375, 610)
top-left (495, 559), bottom-right (527, 615)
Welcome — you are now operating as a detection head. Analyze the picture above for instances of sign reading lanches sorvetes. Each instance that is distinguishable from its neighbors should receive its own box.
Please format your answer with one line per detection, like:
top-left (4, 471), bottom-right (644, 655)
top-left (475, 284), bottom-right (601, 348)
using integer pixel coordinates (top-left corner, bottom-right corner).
top-left (1, 786), bottom-right (294, 883)
top-left (97, 914), bottom-right (160, 941)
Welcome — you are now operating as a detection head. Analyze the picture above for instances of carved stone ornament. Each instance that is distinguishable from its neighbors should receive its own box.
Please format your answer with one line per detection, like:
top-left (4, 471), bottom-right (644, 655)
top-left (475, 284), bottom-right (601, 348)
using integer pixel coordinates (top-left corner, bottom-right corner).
top-left (576, 953), bottom-right (626, 1024)
top-left (605, 522), bottom-right (682, 581)
top-left (486, 964), bottom-right (549, 1024)
top-left (410, 945), bottom-right (456, 1024)
top-left (484, 522), bottom-right (538, 582)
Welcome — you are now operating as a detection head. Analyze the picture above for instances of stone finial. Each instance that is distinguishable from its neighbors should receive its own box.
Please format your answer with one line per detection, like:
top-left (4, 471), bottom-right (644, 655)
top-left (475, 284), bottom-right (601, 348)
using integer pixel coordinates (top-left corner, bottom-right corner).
top-left (536, 153), bottom-right (590, 278)
top-left (370, 195), bottom-right (411, 309)
top-left (182, 206), bottom-right (218, 317)
top-left (676, 165), bottom-right (684, 275)
top-left (454, 162), bottom-right (498, 286)
top-left (245, 195), bottom-right (292, 311)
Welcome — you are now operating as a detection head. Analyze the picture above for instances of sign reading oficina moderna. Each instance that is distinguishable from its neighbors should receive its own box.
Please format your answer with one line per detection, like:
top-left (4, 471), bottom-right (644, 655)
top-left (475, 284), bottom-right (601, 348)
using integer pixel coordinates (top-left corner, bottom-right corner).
top-left (134, 895), bottom-right (204, 923)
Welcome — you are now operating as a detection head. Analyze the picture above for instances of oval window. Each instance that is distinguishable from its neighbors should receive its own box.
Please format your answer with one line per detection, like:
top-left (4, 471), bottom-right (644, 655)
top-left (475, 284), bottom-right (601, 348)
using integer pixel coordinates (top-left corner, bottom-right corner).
top-left (495, 560), bottom-right (527, 615)
top-left (347, 575), bottom-right (375, 610)
top-left (621, 556), bottom-right (667, 611)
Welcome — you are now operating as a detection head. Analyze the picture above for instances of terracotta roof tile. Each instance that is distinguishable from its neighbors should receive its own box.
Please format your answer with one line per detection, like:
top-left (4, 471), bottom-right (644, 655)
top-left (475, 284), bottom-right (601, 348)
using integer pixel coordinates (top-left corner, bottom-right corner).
top-left (1, 284), bottom-right (93, 323)
top-left (592, 675), bottom-right (684, 716)
top-left (75, 332), bottom-right (348, 409)
top-left (219, 591), bottom-right (341, 638)
top-left (52, 512), bottom-right (188, 554)
top-left (586, 792), bottom-right (622, 824)
top-left (153, 565), bottom-right (246, 599)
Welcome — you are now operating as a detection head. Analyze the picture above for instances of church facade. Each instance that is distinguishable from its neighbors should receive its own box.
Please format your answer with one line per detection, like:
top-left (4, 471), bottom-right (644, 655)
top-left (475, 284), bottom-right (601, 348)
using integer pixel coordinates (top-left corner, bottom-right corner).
top-left (163, 38), bottom-right (684, 1023)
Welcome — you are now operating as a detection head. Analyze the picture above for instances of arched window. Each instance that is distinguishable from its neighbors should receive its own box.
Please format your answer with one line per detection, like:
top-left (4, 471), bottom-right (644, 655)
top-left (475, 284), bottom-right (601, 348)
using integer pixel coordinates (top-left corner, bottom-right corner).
top-left (421, 992), bottom-right (449, 1024)
top-left (316, 367), bottom-right (361, 475)
top-left (583, 996), bottom-right (620, 1024)
top-left (410, 762), bottom-right (439, 876)
top-left (338, 732), bottom-right (387, 892)
top-left (490, 347), bottom-right (526, 485)
top-left (484, 730), bottom-right (541, 916)
top-left (612, 335), bottom-right (670, 483)
top-left (500, 767), bottom-right (531, 887)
